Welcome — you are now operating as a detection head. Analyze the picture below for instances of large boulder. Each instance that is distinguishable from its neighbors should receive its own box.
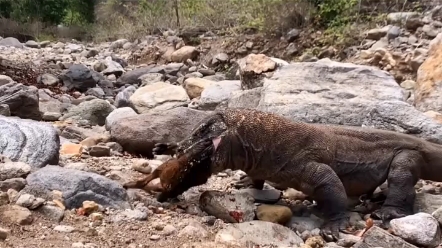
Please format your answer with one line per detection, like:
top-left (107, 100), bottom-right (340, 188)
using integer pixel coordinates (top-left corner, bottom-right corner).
top-left (23, 165), bottom-right (130, 209)
top-left (0, 116), bottom-right (59, 169)
top-left (229, 58), bottom-right (442, 144)
top-left (110, 107), bottom-right (211, 156)
top-left (414, 33), bottom-right (442, 112)
top-left (0, 82), bottom-right (41, 120)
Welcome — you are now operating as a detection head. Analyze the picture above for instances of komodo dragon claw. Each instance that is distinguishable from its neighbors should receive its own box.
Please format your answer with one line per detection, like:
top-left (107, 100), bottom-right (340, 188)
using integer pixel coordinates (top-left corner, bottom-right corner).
top-left (320, 216), bottom-right (351, 242)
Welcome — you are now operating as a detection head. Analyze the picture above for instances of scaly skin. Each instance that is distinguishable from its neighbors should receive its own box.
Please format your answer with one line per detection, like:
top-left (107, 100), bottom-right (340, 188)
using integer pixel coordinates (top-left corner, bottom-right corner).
top-left (152, 108), bottom-right (442, 241)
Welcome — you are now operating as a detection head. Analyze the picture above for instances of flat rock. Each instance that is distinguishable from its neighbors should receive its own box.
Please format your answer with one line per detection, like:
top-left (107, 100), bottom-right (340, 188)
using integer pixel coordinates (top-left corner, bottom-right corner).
top-left (199, 80), bottom-right (241, 110)
top-left (129, 82), bottom-right (190, 114)
top-left (199, 190), bottom-right (256, 223)
top-left (110, 107), bottom-right (211, 156)
top-left (0, 82), bottom-right (41, 120)
top-left (353, 226), bottom-right (418, 248)
top-left (414, 192), bottom-right (442, 214)
top-left (116, 65), bottom-right (165, 87)
top-left (0, 116), bottom-right (60, 169)
top-left (390, 213), bottom-right (441, 247)
top-left (60, 99), bottom-right (115, 126)
top-left (215, 220), bottom-right (304, 247)
top-left (0, 205), bottom-right (33, 225)
top-left (23, 165), bottom-right (130, 209)
top-left (238, 188), bottom-right (282, 204)
top-left (0, 162), bottom-right (31, 181)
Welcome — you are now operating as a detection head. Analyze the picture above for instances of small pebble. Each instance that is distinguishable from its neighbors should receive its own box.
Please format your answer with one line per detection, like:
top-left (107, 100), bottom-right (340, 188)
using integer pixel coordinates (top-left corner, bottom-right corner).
top-left (149, 235), bottom-right (161, 241)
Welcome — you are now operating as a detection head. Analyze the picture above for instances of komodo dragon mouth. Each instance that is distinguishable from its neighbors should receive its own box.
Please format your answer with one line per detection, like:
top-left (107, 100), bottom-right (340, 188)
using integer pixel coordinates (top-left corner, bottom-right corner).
top-left (212, 136), bottom-right (222, 151)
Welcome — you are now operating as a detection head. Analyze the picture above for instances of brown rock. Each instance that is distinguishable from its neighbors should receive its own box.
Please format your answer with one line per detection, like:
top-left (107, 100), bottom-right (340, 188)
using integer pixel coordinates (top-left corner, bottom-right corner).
top-left (415, 33), bottom-right (442, 112)
top-left (170, 46), bottom-right (199, 63)
top-left (131, 159), bottom-right (152, 174)
top-left (88, 145), bottom-right (110, 157)
top-left (0, 227), bottom-right (9, 240)
top-left (237, 54), bottom-right (277, 90)
top-left (60, 143), bottom-right (83, 156)
top-left (0, 205), bottom-right (33, 225)
top-left (184, 78), bottom-right (215, 99)
top-left (256, 204), bottom-right (293, 225)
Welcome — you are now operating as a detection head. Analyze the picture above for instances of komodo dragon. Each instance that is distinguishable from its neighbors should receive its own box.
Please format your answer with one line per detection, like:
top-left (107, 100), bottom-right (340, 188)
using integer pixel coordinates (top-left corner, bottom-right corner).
top-left (149, 107), bottom-right (442, 241)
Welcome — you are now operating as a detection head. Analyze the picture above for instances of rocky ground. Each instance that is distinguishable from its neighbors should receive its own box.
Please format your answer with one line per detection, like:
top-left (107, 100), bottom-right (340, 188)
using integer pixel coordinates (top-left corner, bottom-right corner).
top-left (2, 7), bottom-right (442, 248)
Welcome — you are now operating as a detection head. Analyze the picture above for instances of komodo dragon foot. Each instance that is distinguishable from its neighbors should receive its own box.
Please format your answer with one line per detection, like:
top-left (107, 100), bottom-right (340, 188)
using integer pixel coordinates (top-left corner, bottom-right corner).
top-left (152, 142), bottom-right (179, 156)
top-left (320, 216), bottom-right (351, 242)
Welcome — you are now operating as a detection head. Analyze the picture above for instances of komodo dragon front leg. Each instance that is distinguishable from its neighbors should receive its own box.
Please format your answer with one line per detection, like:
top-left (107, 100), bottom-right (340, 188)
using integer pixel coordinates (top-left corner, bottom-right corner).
top-left (371, 150), bottom-right (421, 223)
top-left (281, 160), bottom-right (350, 241)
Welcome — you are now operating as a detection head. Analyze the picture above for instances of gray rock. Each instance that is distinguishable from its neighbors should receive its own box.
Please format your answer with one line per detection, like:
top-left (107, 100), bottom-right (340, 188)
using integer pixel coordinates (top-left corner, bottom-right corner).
top-left (60, 99), bottom-right (115, 126)
top-left (101, 58), bottom-right (125, 78)
top-left (114, 86), bottom-right (136, 108)
top-left (414, 192), bottom-right (442, 215)
top-left (105, 107), bottom-right (137, 131)
top-left (215, 220), bottom-right (304, 247)
top-left (110, 107), bottom-right (211, 156)
top-left (116, 66), bottom-right (166, 87)
top-left (0, 82), bottom-right (41, 120)
top-left (199, 190), bottom-right (256, 223)
top-left (60, 64), bottom-right (105, 92)
top-left (0, 37), bottom-right (23, 48)
top-left (0, 162), bottom-right (31, 181)
top-left (89, 145), bottom-right (110, 157)
top-left (238, 188), bottom-right (281, 204)
top-left (38, 89), bottom-right (65, 116)
top-left (390, 213), bottom-right (441, 247)
top-left (0, 104), bottom-right (10, 116)
top-left (353, 226), bottom-right (417, 248)
top-left (121, 208), bottom-right (148, 221)
top-left (230, 59), bottom-right (442, 144)
top-left (288, 216), bottom-right (324, 233)
top-left (139, 73), bottom-right (165, 87)
top-left (0, 75), bottom-right (14, 86)
top-left (36, 205), bottom-right (64, 222)
top-left (0, 116), bottom-right (59, 169)
top-left (0, 178), bottom-right (26, 192)
top-left (362, 101), bottom-right (442, 144)
top-left (199, 80), bottom-right (241, 110)
top-left (387, 12), bottom-right (420, 24)
top-left (37, 74), bottom-right (59, 86)
top-left (387, 26), bottom-right (401, 39)
top-left (286, 29), bottom-right (300, 42)
top-left (211, 53), bottom-right (229, 66)
top-left (24, 165), bottom-right (130, 209)
top-left (85, 87), bottom-right (105, 99)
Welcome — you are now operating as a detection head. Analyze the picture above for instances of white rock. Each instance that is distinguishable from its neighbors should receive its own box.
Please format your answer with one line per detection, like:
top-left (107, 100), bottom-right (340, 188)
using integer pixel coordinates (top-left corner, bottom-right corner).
top-left (390, 212), bottom-right (441, 247)
top-left (215, 220), bottom-right (304, 247)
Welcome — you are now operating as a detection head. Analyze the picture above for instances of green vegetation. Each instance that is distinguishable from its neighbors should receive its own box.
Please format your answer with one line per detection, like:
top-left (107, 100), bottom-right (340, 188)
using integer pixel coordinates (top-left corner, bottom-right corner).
top-left (0, 0), bottom-right (423, 43)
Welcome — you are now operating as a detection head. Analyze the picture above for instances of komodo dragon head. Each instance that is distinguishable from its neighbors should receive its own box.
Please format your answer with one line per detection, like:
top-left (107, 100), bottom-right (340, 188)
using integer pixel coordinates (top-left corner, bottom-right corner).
top-left (124, 139), bottom-right (215, 202)
top-left (127, 112), bottom-right (233, 202)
